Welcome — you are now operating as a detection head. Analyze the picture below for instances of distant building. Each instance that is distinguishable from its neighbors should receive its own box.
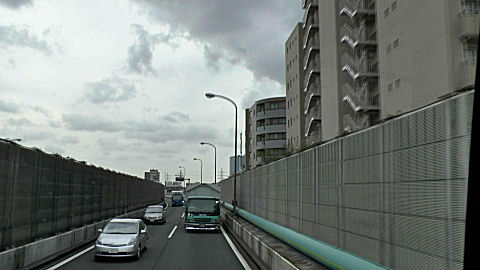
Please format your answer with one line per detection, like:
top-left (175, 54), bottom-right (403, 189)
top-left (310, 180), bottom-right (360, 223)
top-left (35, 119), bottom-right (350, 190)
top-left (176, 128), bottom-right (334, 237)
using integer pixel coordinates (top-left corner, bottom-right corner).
top-left (165, 181), bottom-right (183, 193)
top-left (245, 97), bottom-right (287, 169)
top-left (144, 169), bottom-right (160, 182)
top-left (229, 155), bottom-right (246, 176)
top-left (286, 22), bottom-right (307, 151)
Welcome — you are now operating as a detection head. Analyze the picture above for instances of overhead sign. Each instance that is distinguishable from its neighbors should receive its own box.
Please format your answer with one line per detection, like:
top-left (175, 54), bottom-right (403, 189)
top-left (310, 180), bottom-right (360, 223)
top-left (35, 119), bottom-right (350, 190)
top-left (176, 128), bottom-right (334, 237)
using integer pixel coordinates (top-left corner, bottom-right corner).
top-left (175, 177), bottom-right (185, 182)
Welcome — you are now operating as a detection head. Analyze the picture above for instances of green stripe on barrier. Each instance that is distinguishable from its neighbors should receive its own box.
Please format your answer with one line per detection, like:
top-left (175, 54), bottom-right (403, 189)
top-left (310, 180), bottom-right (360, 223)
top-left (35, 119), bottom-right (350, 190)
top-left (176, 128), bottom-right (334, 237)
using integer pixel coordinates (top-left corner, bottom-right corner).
top-left (222, 201), bottom-right (392, 270)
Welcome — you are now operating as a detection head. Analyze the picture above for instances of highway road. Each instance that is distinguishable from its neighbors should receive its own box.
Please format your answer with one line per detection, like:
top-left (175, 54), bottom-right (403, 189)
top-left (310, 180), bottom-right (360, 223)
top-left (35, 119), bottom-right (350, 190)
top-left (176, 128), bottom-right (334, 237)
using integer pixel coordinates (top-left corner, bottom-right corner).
top-left (44, 204), bottom-right (247, 270)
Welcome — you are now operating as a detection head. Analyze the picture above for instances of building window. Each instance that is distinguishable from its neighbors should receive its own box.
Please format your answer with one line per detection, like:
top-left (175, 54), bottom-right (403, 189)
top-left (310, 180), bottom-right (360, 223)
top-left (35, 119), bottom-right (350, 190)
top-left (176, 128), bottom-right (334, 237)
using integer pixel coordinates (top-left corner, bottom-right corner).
top-left (384, 7), bottom-right (389, 17)
top-left (270, 103), bottom-right (279, 110)
top-left (393, 39), bottom-right (399, 48)
top-left (386, 44), bottom-right (391, 55)
top-left (395, 79), bottom-right (401, 89)
top-left (462, 0), bottom-right (480, 15)
top-left (391, 1), bottom-right (397, 11)
top-left (388, 83), bottom-right (393, 92)
top-left (464, 40), bottom-right (478, 65)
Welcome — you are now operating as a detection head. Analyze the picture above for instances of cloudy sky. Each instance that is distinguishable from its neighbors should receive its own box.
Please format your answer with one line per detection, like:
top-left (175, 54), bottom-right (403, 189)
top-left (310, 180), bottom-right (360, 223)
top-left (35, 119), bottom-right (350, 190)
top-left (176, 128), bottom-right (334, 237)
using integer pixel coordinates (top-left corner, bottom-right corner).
top-left (0, 0), bottom-right (303, 181)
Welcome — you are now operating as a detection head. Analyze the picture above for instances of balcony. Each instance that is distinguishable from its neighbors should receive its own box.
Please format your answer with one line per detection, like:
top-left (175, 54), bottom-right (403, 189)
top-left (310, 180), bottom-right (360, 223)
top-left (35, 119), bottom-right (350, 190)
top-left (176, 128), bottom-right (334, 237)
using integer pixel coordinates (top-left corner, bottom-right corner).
top-left (341, 52), bottom-right (378, 80)
top-left (304, 84), bottom-right (321, 113)
top-left (342, 82), bottom-right (379, 112)
top-left (304, 60), bottom-right (321, 90)
top-left (255, 109), bottom-right (286, 121)
top-left (339, 0), bottom-right (376, 18)
top-left (456, 60), bottom-right (476, 89)
top-left (256, 139), bottom-right (287, 150)
top-left (305, 107), bottom-right (321, 136)
top-left (255, 155), bottom-right (284, 166)
top-left (303, 0), bottom-right (319, 25)
top-left (303, 15), bottom-right (319, 48)
top-left (303, 36), bottom-right (320, 68)
top-left (458, 12), bottom-right (480, 39)
top-left (340, 23), bottom-right (377, 49)
top-left (256, 124), bottom-right (286, 135)
top-left (306, 130), bottom-right (321, 146)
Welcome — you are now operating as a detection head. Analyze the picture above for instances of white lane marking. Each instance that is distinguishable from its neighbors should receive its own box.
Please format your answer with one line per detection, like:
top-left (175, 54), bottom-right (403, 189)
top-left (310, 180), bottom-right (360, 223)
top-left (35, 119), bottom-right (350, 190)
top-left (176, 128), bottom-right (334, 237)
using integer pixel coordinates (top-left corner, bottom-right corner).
top-left (46, 245), bottom-right (95, 270)
top-left (220, 226), bottom-right (252, 270)
top-left (181, 213), bottom-right (185, 218)
top-left (168, 225), bottom-right (178, 239)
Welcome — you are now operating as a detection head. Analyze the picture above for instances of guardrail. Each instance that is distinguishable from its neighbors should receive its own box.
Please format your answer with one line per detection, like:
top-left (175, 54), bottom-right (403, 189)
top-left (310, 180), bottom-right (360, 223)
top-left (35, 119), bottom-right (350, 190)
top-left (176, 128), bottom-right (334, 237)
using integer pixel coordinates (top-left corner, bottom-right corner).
top-left (222, 202), bottom-right (392, 270)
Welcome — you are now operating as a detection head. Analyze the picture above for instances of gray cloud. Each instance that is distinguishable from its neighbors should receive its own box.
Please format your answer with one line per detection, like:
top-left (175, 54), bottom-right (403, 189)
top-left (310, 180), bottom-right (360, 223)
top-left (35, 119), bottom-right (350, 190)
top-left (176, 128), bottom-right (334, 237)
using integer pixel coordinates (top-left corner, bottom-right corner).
top-left (160, 111), bottom-right (189, 123)
top-left (133, 0), bottom-right (303, 83)
top-left (59, 135), bottom-right (80, 145)
top-left (62, 114), bottom-right (123, 132)
top-left (0, 0), bottom-right (32, 9)
top-left (0, 25), bottom-right (52, 55)
top-left (0, 99), bottom-right (20, 113)
top-left (203, 44), bottom-right (223, 71)
top-left (126, 24), bottom-right (179, 74)
top-left (241, 78), bottom-right (284, 109)
top-left (7, 118), bottom-right (32, 126)
top-left (62, 111), bottom-right (217, 144)
top-left (127, 24), bottom-right (157, 74)
top-left (84, 77), bottom-right (137, 104)
top-left (44, 145), bottom-right (65, 155)
top-left (22, 131), bottom-right (55, 141)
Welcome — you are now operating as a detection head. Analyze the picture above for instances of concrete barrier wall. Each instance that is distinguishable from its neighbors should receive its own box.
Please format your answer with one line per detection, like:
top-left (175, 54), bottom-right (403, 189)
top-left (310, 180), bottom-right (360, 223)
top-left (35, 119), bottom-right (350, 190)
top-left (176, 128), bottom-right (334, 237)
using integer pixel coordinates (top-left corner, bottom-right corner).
top-left (222, 210), bottom-right (302, 270)
top-left (0, 142), bottom-right (164, 251)
top-left (0, 209), bottom-right (144, 269)
top-left (221, 90), bottom-right (473, 270)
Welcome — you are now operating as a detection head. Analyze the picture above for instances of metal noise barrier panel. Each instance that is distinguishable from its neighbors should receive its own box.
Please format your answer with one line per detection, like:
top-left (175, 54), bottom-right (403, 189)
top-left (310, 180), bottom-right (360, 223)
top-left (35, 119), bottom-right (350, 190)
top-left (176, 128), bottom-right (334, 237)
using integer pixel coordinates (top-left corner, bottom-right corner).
top-left (0, 145), bottom-right (165, 251)
top-left (223, 201), bottom-right (392, 270)
top-left (220, 90), bottom-right (473, 270)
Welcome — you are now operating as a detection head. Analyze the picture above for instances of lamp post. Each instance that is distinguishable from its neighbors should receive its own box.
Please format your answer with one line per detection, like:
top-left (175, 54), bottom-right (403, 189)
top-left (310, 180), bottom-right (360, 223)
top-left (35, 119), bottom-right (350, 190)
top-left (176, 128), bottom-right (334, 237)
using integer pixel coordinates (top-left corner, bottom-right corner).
top-left (205, 92), bottom-right (238, 211)
top-left (193, 158), bottom-right (203, 184)
top-left (200, 142), bottom-right (216, 184)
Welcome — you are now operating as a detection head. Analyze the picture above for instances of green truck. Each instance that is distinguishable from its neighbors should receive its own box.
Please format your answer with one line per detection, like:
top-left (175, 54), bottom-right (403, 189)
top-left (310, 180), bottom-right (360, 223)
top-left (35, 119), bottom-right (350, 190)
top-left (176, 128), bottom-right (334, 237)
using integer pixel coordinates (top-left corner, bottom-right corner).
top-left (184, 196), bottom-right (220, 231)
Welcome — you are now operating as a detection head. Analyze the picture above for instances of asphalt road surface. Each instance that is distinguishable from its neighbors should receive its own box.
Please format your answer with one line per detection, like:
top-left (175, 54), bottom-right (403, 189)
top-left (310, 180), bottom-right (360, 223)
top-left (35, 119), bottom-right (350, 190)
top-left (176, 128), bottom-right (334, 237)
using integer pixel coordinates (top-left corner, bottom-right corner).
top-left (46, 204), bottom-right (246, 270)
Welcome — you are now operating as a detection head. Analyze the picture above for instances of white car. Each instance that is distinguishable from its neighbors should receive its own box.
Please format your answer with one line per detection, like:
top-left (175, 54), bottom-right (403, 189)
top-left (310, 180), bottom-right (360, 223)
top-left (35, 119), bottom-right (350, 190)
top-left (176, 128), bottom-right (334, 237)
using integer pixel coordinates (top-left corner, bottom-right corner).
top-left (94, 218), bottom-right (148, 260)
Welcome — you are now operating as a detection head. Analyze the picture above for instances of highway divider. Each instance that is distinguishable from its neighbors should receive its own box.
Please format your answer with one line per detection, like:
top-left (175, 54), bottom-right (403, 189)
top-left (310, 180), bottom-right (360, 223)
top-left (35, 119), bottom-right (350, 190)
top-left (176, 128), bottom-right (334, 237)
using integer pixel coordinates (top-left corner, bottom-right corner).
top-left (222, 202), bottom-right (392, 270)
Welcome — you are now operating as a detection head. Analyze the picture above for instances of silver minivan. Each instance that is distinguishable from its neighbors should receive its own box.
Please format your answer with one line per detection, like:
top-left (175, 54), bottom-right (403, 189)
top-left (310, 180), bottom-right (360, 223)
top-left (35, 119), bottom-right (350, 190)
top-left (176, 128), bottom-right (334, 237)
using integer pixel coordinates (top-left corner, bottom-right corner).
top-left (94, 218), bottom-right (148, 260)
top-left (143, 205), bottom-right (166, 224)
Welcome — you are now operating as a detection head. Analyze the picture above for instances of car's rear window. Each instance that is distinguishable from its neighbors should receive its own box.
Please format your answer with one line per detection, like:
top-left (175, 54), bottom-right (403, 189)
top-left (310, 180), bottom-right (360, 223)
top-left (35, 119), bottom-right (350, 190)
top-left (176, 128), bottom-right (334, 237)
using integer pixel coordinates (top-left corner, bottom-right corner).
top-left (146, 207), bottom-right (163, 213)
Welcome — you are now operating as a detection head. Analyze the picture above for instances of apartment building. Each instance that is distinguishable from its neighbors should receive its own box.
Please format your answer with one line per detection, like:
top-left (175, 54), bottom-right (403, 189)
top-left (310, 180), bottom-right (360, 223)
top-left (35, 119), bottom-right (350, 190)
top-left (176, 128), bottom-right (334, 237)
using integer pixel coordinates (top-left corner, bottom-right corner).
top-left (378, 0), bottom-right (478, 118)
top-left (302, 0), bottom-right (322, 146)
top-left (286, 23), bottom-right (306, 152)
top-left (245, 97), bottom-right (287, 169)
top-left (297, 0), bottom-right (477, 141)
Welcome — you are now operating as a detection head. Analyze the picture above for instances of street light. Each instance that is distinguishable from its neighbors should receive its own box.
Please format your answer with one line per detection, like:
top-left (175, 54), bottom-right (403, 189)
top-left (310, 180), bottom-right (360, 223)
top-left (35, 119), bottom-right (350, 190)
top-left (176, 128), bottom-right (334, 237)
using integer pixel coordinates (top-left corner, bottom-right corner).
top-left (193, 158), bottom-right (203, 184)
top-left (205, 92), bottom-right (238, 210)
top-left (200, 142), bottom-right (216, 184)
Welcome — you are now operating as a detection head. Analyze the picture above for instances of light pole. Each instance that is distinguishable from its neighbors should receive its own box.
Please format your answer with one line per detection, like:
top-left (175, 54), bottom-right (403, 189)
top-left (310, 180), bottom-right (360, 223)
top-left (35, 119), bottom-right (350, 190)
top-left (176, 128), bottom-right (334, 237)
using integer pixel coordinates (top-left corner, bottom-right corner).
top-left (193, 158), bottom-right (203, 184)
top-left (201, 142), bottom-right (216, 184)
top-left (205, 92), bottom-right (238, 211)
top-left (179, 165), bottom-right (186, 188)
